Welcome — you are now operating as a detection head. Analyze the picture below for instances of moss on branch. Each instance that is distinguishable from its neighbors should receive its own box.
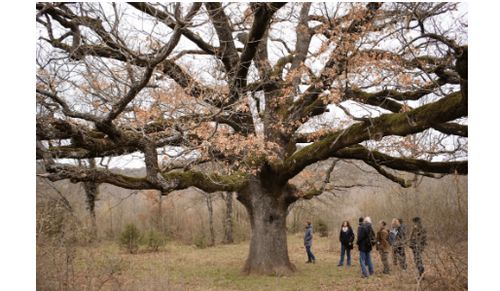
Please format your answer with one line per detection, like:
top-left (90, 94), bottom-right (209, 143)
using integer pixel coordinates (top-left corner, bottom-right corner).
top-left (334, 145), bottom-right (467, 175)
top-left (163, 171), bottom-right (248, 193)
top-left (280, 91), bottom-right (467, 182)
top-left (301, 188), bottom-right (323, 200)
top-left (44, 163), bottom-right (249, 193)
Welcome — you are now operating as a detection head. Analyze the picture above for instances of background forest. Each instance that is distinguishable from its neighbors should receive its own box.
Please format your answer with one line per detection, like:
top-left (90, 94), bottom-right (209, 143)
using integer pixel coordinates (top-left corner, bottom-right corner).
top-left (37, 159), bottom-right (467, 290)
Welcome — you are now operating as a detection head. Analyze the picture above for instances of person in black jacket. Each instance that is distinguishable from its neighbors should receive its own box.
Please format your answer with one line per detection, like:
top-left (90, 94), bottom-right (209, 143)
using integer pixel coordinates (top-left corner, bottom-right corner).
top-left (356, 216), bottom-right (375, 278)
top-left (338, 220), bottom-right (355, 267)
top-left (357, 217), bottom-right (369, 268)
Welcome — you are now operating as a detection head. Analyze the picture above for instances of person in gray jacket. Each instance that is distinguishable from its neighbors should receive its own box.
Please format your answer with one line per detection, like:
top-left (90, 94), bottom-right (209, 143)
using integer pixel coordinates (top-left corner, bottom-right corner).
top-left (304, 221), bottom-right (316, 263)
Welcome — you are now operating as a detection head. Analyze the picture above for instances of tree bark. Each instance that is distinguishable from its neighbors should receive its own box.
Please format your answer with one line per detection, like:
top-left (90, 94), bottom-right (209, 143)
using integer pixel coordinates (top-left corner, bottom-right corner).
top-left (158, 193), bottom-right (164, 233)
top-left (223, 192), bottom-right (234, 244)
top-left (205, 192), bottom-right (215, 247)
top-left (82, 181), bottom-right (98, 241)
top-left (81, 159), bottom-right (100, 241)
top-left (238, 180), bottom-right (296, 275)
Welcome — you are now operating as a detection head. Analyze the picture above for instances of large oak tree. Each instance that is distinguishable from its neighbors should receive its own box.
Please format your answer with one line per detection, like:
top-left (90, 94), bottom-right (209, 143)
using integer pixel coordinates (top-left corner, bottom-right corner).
top-left (36, 2), bottom-right (467, 275)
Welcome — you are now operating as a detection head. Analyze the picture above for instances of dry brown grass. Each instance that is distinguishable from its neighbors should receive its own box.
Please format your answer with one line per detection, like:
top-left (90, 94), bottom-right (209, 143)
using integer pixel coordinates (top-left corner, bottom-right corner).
top-left (37, 234), bottom-right (466, 291)
top-left (36, 164), bottom-right (467, 290)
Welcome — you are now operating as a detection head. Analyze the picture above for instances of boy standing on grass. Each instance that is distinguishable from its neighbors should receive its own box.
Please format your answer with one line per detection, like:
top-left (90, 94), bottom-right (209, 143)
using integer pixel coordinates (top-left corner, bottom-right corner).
top-left (304, 221), bottom-right (316, 263)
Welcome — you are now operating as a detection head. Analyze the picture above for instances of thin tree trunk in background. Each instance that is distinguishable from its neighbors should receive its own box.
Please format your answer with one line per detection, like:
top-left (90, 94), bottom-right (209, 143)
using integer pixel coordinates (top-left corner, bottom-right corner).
top-left (82, 159), bottom-right (99, 241)
top-left (108, 201), bottom-right (114, 239)
top-left (223, 192), bottom-right (234, 244)
top-left (158, 192), bottom-right (164, 233)
top-left (205, 192), bottom-right (215, 246)
top-left (83, 181), bottom-right (98, 241)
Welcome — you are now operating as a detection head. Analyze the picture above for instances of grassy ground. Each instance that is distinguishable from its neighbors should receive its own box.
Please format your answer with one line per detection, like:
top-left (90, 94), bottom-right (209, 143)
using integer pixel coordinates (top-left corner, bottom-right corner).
top-left (41, 234), bottom-right (466, 291)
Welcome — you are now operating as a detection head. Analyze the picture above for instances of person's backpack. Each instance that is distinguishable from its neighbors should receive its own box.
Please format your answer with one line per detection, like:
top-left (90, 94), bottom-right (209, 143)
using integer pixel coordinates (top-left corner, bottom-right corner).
top-left (421, 229), bottom-right (427, 248)
top-left (388, 230), bottom-right (397, 246)
top-left (369, 227), bottom-right (377, 246)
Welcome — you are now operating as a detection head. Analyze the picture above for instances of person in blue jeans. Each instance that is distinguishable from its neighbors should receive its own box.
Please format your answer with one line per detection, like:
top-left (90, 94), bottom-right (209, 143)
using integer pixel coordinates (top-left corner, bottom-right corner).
top-left (338, 220), bottom-right (355, 266)
top-left (304, 221), bottom-right (316, 263)
top-left (356, 216), bottom-right (375, 278)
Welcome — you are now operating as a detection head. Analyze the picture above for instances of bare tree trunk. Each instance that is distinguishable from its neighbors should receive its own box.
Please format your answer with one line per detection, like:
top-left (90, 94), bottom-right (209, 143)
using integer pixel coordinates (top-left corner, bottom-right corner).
top-left (205, 192), bottom-right (215, 247)
top-left (80, 159), bottom-right (100, 241)
top-left (107, 201), bottom-right (114, 239)
top-left (82, 181), bottom-right (98, 240)
top-left (238, 180), bottom-right (296, 275)
top-left (223, 192), bottom-right (234, 244)
top-left (158, 192), bottom-right (164, 233)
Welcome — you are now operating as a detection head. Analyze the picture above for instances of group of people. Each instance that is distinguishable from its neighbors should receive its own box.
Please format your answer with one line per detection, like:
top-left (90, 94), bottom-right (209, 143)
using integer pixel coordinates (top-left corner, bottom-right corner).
top-left (303, 216), bottom-right (427, 279)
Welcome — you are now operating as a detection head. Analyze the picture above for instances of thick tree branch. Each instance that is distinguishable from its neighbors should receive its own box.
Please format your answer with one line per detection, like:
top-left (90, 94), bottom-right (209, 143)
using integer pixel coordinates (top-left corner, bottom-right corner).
top-left (41, 164), bottom-right (248, 193)
top-left (228, 3), bottom-right (286, 104)
top-left (332, 144), bottom-right (467, 175)
top-left (37, 132), bottom-right (183, 160)
top-left (205, 2), bottom-right (240, 76)
top-left (432, 122), bottom-right (467, 137)
top-left (280, 90), bottom-right (467, 182)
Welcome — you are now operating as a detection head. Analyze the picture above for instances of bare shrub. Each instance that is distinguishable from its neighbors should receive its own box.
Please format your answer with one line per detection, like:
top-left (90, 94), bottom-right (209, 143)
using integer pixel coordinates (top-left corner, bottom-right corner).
top-left (36, 198), bottom-right (84, 290)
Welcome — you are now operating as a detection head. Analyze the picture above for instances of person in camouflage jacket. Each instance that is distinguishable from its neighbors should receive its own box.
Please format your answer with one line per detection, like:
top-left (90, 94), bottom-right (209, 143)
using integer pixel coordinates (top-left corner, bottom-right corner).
top-left (409, 217), bottom-right (427, 277)
top-left (390, 218), bottom-right (407, 270)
